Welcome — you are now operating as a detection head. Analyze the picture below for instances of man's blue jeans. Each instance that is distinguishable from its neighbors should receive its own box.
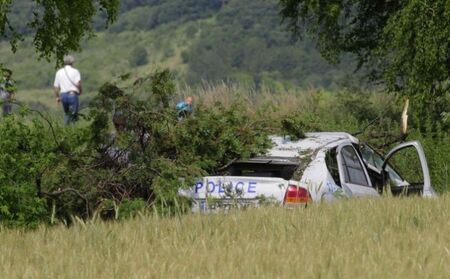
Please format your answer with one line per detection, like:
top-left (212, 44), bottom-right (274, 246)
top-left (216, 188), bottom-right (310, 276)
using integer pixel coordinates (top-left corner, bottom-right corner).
top-left (1, 91), bottom-right (12, 115)
top-left (2, 101), bottom-right (12, 115)
top-left (61, 92), bottom-right (79, 124)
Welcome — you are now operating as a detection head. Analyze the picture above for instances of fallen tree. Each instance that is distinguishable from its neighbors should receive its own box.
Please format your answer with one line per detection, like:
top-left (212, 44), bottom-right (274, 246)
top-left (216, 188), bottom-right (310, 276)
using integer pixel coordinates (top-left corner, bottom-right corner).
top-left (0, 70), bottom-right (271, 228)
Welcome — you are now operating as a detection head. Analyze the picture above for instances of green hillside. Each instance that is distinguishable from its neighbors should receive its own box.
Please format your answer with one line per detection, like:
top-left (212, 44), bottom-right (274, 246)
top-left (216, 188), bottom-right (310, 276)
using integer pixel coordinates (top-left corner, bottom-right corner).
top-left (1, 0), bottom-right (361, 106)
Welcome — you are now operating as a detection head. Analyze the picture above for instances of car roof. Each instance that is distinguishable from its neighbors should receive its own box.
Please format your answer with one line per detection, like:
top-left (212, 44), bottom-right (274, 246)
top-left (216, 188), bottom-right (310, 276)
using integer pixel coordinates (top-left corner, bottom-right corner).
top-left (265, 132), bottom-right (359, 159)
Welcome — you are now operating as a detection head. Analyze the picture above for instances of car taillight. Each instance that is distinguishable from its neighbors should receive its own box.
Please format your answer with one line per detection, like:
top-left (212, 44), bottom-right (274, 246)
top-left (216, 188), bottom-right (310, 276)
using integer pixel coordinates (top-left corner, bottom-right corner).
top-left (283, 185), bottom-right (310, 205)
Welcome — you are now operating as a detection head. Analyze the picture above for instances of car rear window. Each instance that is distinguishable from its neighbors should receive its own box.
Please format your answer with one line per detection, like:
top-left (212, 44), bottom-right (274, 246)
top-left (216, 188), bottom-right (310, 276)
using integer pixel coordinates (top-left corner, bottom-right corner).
top-left (223, 162), bottom-right (298, 180)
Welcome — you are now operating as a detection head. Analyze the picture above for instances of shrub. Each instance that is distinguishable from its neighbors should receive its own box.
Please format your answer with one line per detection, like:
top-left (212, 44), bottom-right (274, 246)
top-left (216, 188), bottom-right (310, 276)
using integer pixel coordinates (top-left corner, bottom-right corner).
top-left (0, 117), bottom-right (51, 228)
top-left (129, 46), bottom-right (149, 67)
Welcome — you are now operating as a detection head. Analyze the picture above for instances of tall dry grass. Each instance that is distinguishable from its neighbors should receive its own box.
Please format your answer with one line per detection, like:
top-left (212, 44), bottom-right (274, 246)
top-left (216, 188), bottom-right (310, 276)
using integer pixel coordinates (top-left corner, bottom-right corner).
top-left (178, 81), bottom-right (397, 120)
top-left (1, 196), bottom-right (449, 278)
top-left (179, 81), bottom-right (324, 116)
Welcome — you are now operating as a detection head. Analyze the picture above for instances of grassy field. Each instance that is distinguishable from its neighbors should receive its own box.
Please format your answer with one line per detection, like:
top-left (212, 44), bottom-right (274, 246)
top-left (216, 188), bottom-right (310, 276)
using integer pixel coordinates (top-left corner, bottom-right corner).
top-left (1, 196), bottom-right (449, 278)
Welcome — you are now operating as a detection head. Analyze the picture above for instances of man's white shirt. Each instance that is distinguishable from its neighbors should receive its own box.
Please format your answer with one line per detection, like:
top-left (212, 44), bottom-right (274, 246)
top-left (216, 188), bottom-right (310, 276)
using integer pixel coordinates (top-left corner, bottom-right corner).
top-left (54, 65), bottom-right (81, 93)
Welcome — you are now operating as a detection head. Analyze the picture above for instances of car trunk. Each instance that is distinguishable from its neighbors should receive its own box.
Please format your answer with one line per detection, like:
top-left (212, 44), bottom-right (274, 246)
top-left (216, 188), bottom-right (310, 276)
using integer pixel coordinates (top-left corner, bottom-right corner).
top-left (189, 159), bottom-right (299, 211)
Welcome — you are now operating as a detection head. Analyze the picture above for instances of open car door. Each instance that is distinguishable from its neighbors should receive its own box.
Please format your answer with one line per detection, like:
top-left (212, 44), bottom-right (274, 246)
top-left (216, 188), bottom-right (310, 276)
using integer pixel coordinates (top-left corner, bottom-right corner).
top-left (381, 141), bottom-right (436, 197)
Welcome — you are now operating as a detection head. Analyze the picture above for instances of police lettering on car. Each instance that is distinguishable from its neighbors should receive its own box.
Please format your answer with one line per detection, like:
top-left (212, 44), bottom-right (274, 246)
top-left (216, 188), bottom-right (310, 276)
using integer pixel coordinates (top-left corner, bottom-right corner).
top-left (195, 180), bottom-right (257, 194)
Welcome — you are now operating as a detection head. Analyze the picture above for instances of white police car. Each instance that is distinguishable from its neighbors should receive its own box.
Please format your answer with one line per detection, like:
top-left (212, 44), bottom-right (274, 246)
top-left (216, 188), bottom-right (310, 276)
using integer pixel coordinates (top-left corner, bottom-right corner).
top-left (180, 132), bottom-right (436, 211)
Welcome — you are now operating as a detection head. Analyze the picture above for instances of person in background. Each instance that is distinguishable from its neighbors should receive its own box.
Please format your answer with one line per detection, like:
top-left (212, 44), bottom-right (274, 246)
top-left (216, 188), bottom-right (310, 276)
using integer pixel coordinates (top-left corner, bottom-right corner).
top-left (53, 55), bottom-right (82, 124)
top-left (176, 96), bottom-right (194, 120)
top-left (0, 69), bottom-right (16, 116)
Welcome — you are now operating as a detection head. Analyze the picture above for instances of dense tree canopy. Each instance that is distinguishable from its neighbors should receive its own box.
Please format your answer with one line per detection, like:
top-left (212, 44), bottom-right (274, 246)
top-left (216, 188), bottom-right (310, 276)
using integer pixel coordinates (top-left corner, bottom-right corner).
top-left (280, 0), bottom-right (450, 109)
top-left (0, 0), bottom-right (119, 61)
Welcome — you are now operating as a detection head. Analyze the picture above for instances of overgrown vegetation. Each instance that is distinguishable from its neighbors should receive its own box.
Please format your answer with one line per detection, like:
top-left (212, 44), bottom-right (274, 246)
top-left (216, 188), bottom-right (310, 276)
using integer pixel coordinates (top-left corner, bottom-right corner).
top-left (0, 70), bottom-right (271, 228)
top-left (1, 70), bottom-right (449, 228)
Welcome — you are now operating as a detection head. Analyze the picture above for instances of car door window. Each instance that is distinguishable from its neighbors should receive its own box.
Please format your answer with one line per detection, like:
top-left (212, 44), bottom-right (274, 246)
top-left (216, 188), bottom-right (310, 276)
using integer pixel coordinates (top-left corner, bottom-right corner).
top-left (384, 147), bottom-right (423, 186)
top-left (360, 144), bottom-right (404, 183)
top-left (325, 148), bottom-right (341, 186)
top-left (360, 144), bottom-right (384, 169)
top-left (340, 146), bottom-right (370, 186)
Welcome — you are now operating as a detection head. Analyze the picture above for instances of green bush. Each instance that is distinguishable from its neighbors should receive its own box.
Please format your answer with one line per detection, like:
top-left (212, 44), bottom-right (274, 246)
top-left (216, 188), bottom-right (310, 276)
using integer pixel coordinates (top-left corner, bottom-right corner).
top-left (0, 117), bottom-right (51, 228)
top-left (118, 199), bottom-right (147, 220)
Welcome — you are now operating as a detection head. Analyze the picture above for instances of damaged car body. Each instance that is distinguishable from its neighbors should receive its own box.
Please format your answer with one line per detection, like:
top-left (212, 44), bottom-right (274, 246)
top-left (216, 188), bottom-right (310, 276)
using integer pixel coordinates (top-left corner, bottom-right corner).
top-left (180, 132), bottom-right (436, 211)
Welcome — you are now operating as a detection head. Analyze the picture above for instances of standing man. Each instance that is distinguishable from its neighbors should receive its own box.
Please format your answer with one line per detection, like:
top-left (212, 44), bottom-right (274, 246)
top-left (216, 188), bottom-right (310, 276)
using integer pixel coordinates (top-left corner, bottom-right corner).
top-left (54, 55), bottom-right (82, 124)
top-left (0, 69), bottom-right (16, 116)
